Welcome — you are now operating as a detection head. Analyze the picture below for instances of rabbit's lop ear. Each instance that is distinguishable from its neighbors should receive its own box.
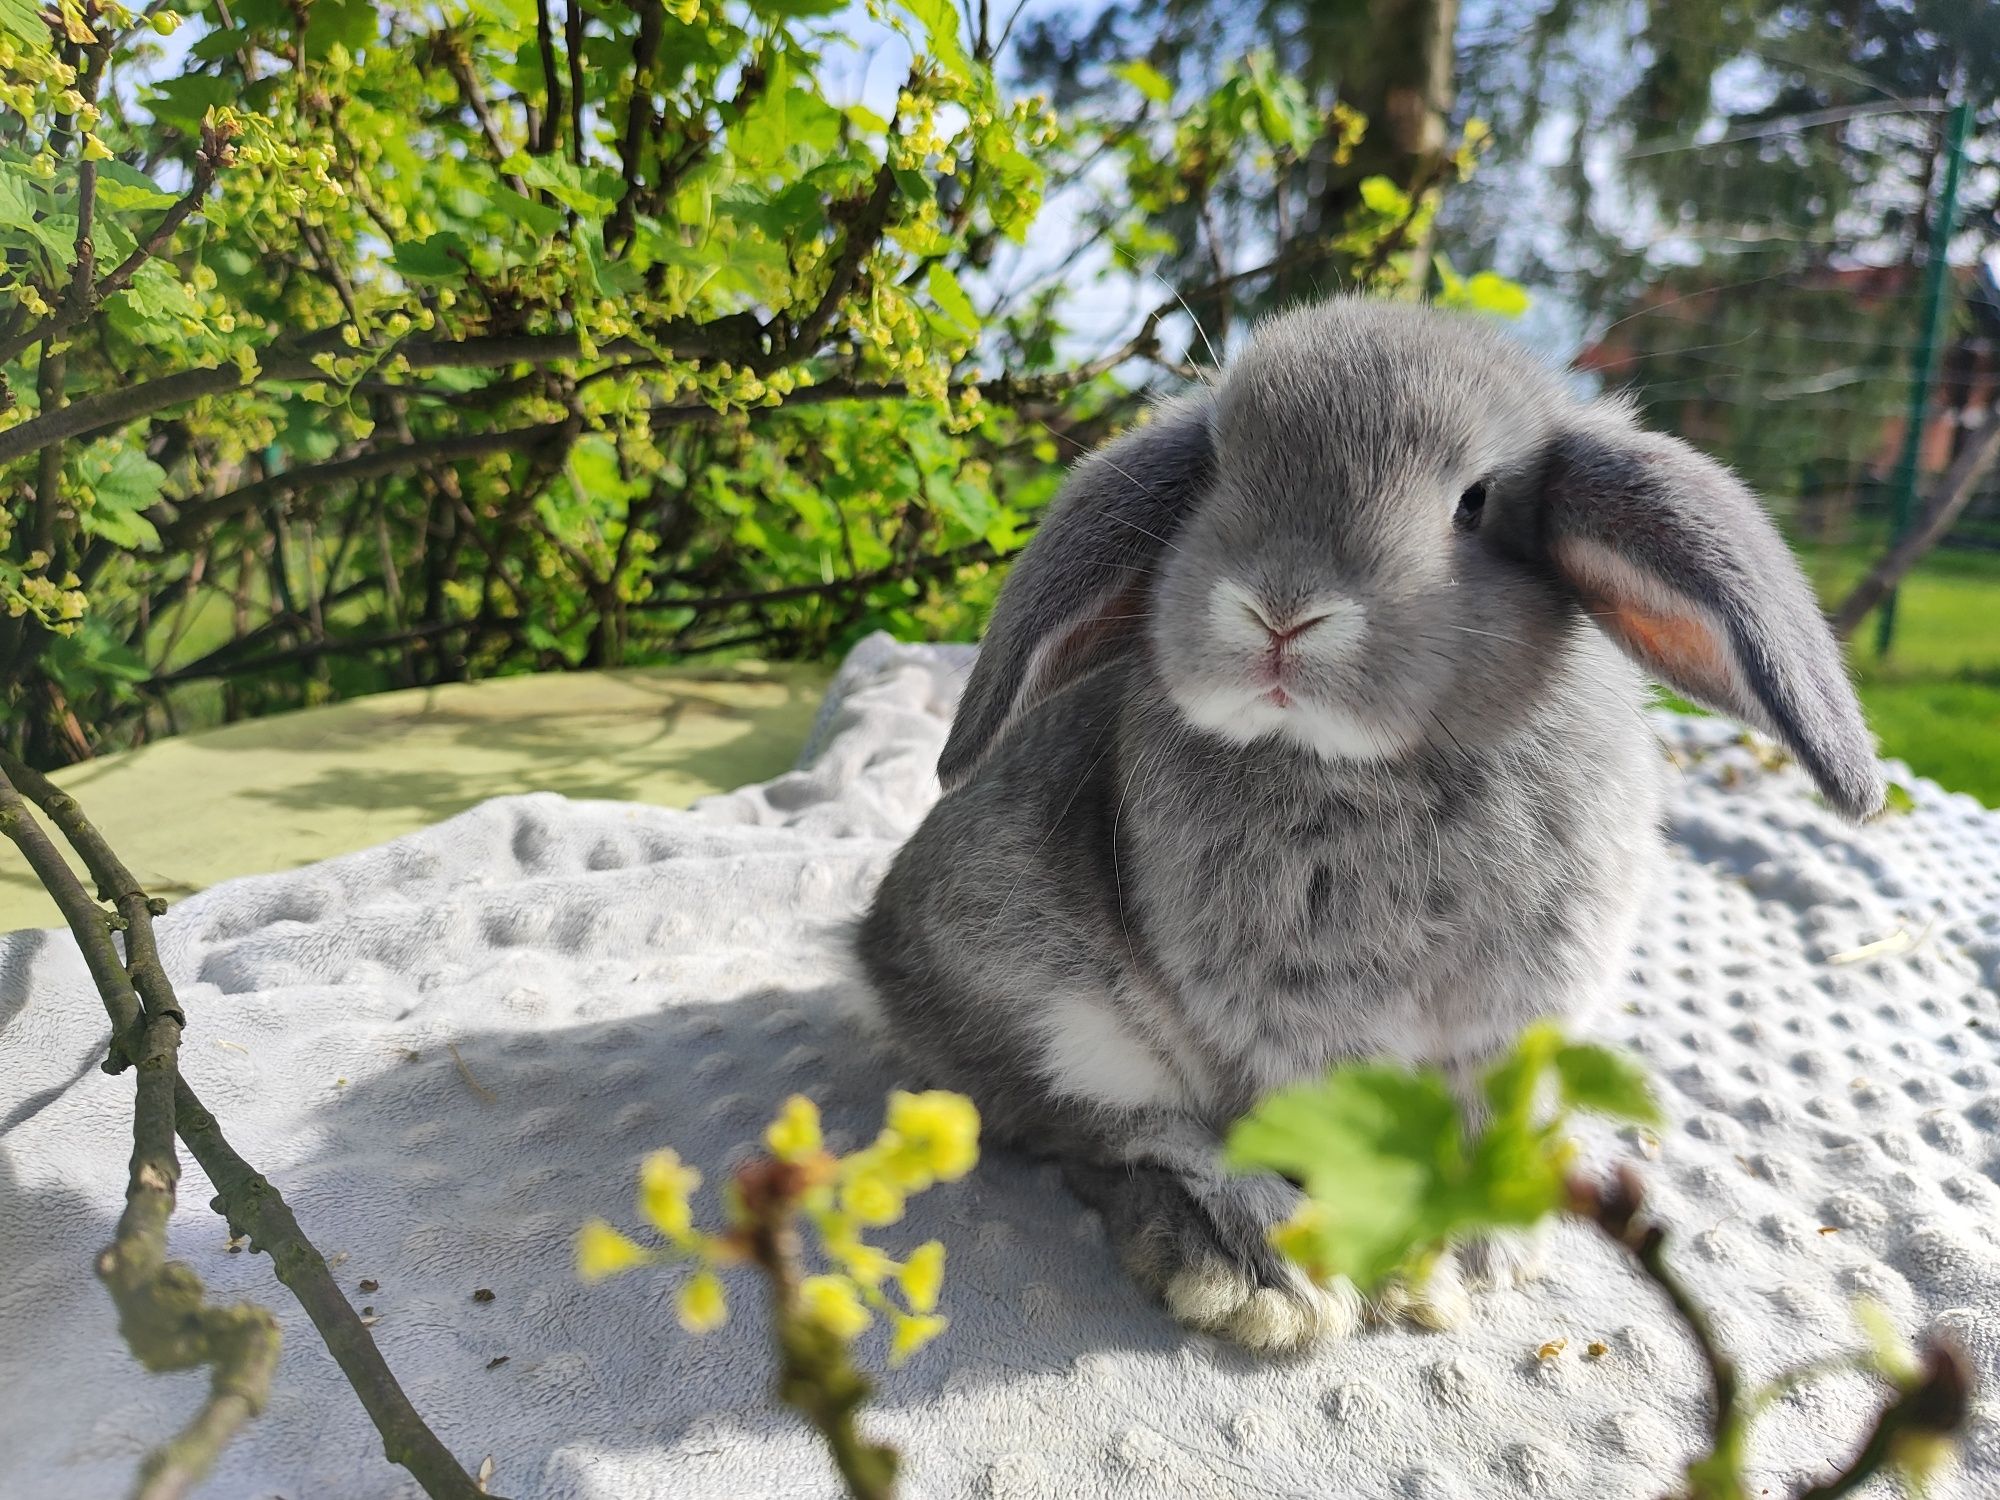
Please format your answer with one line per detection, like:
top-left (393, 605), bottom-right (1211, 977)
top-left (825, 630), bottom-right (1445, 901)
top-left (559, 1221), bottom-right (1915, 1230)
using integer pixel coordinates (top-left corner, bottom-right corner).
top-left (1542, 416), bottom-right (1883, 820)
top-left (937, 394), bottom-right (1217, 792)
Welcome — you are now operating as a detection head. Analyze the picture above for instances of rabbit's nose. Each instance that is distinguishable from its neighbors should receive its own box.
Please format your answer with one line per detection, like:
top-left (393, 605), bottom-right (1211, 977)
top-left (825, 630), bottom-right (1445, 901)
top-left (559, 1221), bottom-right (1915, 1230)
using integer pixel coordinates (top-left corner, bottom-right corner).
top-left (1243, 599), bottom-right (1332, 645)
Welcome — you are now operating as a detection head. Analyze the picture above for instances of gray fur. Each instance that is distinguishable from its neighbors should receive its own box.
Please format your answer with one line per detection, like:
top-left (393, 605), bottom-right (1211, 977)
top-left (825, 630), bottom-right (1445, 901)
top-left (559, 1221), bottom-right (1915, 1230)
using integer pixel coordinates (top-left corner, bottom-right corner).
top-left (859, 297), bottom-right (1881, 1349)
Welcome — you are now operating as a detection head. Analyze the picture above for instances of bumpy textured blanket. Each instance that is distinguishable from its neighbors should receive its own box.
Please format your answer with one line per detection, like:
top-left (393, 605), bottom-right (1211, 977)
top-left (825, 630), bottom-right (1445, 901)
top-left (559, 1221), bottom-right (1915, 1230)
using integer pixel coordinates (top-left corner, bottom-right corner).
top-left (2, 634), bottom-right (1998, 1500)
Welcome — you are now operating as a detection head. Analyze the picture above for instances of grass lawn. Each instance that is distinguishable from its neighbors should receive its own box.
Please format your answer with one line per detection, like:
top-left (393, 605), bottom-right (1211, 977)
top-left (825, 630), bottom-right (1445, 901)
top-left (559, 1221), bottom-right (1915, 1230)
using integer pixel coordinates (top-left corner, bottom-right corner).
top-left (114, 538), bottom-right (2000, 806)
top-left (1797, 543), bottom-right (2000, 806)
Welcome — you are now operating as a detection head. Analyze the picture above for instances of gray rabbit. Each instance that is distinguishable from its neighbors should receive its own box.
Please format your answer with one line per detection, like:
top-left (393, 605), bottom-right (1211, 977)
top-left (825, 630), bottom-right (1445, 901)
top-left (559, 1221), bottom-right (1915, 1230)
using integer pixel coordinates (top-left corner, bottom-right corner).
top-left (857, 297), bottom-right (1880, 1351)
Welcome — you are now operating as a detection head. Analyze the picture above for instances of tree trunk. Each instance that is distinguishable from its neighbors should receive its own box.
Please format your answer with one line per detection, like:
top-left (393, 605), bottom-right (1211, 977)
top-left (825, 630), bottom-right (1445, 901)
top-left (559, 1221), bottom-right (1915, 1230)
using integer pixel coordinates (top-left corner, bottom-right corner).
top-left (1315, 0), bottom-right (1462, 268)
top-left (1831, 407), bottom-right (2000, 640)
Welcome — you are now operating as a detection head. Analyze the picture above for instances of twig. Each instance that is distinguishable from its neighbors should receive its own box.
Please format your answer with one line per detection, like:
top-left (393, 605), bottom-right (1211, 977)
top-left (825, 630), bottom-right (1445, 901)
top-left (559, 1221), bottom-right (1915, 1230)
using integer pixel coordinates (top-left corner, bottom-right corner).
top-left (156, 424), bottom-right (576, 551)
top-left (564, 0), bottom-right (586, 168)
top-left (0, 325), bottom-right (741, 465)
top-left (1797, 1342), bottom-right (1971, 1498)
top-left (1829, 407), bottom-right (2000, 639)
top-left (738, 1161), bottom-right (897, 1500)
top-left (627, 534), bottom-right (1016, 617)
top-left (149, 369), bottom-right (1104, 553)
top-left (447, 1042), bottom-right (498, 1105)
top-left (143, 617), bottom-right (474, 687)
top-left (1353, 155), bottom-right (1445, 292)
top-left (433, 30), bottom-right (527, 195)
top-left (0, 761), bottom-right (280, 1500)
top-left (0, 754), bottom-right (493, 1500)
top-left (533, 0), bottom-right (563, 155)
top-left (607, 0), bottom-right (666, 250)
top-left (777, 68), bottom-right (921, 363)
top-left (1573, 1166), bottom-right (1972, 1500)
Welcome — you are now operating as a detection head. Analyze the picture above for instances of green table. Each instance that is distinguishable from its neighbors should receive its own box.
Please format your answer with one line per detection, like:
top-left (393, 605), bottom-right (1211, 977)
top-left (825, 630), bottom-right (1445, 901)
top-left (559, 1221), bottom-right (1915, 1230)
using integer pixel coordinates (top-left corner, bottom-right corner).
top-left (1, 661), bottom-right (831, 934)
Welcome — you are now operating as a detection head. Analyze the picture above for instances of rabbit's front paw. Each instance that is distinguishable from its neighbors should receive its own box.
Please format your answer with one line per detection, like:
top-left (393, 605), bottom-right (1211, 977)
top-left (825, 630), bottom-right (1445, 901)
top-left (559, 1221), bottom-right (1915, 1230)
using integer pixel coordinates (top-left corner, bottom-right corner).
top-left (1163, 1255), bottom-right (1361, 1352)
top-left (1074, 1162), bottom-right (1362, 1353)
top-left (1456, 1225), bottom-right (1548, 1290)
top-left (1367, 1252), bottom-right (1472, 1332)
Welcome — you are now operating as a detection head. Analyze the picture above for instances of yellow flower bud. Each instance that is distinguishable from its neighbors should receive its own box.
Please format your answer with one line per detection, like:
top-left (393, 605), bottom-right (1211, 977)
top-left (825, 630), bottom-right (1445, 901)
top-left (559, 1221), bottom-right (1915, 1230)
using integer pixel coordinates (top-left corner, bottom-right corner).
top-left (898, 1240), bottom-right (945, 1313)
top-left (639, 1148), bottom-right (701, 1242)
top-left (676, 1269), bottom-right (727, 1333)
top-left (880, 1090), bottom-right (980, 1187)
top-left (798, 1275), bottom-right (870, 1340)
top-left (888, 1311), bottom-right (948, 1366)
top-left (830, 1234), bottom-right (896, 1288)
top-left (765, 1095), bottom-right (823, 1163)
top-left (841, 1171), bottom-right (905, 1228)
top-left (576, 1220), bottom-right (650, 1282)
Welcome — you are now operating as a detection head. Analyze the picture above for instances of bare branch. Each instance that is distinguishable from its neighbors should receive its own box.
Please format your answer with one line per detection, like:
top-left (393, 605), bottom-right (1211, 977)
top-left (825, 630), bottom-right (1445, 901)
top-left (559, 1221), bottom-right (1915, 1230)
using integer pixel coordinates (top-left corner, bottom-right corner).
top-left (630, 534), bottom-right (1016, 617)
top-left (433, 30), bottom-right (525, 192)
top-left (607, 0), bottom-right (666, 250)
top-left (0, 755), bottom-right (495, 1500)
top-left (0, 759), bottom-right (280, 1500)
top-left (564, 0), bottom-right (586, 168)
top-left (534, 0), bottom-right (564, 155)
top-left (156, 422), bottom-right (577, 550)
top-left (1797, 1342), bottom-right (1973, 1498)
top-left (782, 163), bottom-right (900, 363)
top-left (1573, 1165), bottom-right (1972, 1499)
top-left (1830, 408), bottom-right (2000, 639)
top-left (144, 617), bottom-right (496, 688)
top-left (0, 323), bottom-right (749, 466)
top-left (150, 368), bottom-right (1114, 553)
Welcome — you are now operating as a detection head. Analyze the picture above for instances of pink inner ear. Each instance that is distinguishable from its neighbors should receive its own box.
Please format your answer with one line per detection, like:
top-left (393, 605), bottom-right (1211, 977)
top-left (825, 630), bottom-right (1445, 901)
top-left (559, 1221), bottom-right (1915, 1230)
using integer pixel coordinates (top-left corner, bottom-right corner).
top-left (1598, 599), bottom-right (1733, 703)
top-left (1554, 536), bottom-right (1745, 711)
top-left (1014, 579), bottom-right (1149, 719)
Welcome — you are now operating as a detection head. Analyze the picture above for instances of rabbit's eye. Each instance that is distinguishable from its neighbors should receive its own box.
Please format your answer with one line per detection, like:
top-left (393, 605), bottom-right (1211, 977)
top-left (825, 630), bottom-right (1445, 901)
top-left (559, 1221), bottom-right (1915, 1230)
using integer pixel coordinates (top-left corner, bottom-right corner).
top-left (1454, 481), bottom-right (1488, 531)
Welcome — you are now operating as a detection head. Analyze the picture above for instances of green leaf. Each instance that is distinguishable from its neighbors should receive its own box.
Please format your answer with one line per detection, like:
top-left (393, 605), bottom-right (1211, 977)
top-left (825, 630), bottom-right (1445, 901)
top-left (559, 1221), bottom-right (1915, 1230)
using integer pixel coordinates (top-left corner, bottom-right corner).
top-left (146, 75), bottom-right (237, 133)
top-left (900, 0), bottom-right (975, 82)
top-left (490, 185), bottom-right (565, 239)
top-left (392, 232), bottom-right (470, 282)
top-left (91, 162), bottom-right (180, 215)
top-left (303, 0), bottom-right (377, 59)
top-left (43, 620), bottom-right (151, 704)
top-left (511, 155), bottom-right (620, 217)
top-left (1357, 175), bottom-right (1410, 217)
top-left (1459, 269), bottom-right (1530, 318)
top-left (0, 160), bottom-right (43, 232)
top-left (1245, 55), bottom-right (1316, 153)
top-left (74, 444), bottom-right (167, 551)
top-left (1481, 1020), bottom-right (1559, 1125)
top-left (121, 261), bottom-right (202, 321)
top-left (1231, 1023), bottom-right (1660, 1291)
top-left (1226, 1065), bottom-right (1467, 1289)
top-left (189, 24), bottom-right (256, 62)
top-left (1881, 781), bottom-right (1916, 816)
top-left (729, 56), bottom-right (843, 170)
top-left (580, 229), bottom-right (642, 298)
top-left (1114, 61), bottom-right (1173, 104)
top-left (925, 263), bottom-right (979, 336)
top-left (0, 0), bottom-right (50, 54)
top-left (78, 501), bottom-right (161, 550)
top-left (1552, 1043), bottom-right (1662, 1124)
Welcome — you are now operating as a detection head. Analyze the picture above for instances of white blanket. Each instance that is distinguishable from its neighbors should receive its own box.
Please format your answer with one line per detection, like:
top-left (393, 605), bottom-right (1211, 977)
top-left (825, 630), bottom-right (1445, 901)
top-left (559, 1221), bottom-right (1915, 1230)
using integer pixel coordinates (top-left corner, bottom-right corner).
top-left (3, 634), bottom-right (1997, 1500)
